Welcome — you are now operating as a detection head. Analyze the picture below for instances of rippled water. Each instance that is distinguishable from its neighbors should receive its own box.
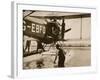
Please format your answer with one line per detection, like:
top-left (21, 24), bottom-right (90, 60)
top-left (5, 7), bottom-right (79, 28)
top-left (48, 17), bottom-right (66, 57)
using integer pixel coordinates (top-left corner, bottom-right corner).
top-left (23, 47), bottom-right (91, 69)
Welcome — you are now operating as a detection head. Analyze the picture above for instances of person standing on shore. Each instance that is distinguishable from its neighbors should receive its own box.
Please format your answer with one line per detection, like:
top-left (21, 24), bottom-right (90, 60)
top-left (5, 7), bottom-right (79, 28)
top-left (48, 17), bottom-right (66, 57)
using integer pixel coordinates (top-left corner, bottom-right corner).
top-left (54, 44), bottom-right (66, 67)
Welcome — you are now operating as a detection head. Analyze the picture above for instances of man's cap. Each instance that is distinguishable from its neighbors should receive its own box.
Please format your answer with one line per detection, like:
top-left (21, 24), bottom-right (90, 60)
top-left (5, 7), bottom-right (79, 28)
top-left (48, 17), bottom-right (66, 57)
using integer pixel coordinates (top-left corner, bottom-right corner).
top-left (56, 44), bottom-right (60, 48)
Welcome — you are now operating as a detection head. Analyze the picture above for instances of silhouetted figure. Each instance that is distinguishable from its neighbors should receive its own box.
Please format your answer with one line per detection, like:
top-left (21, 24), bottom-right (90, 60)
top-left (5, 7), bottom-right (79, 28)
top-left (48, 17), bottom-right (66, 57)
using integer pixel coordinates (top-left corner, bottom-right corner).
top-left (54, 44), bottom-right (66, 67)
top-left (24, 40), bottom-right (31, 54)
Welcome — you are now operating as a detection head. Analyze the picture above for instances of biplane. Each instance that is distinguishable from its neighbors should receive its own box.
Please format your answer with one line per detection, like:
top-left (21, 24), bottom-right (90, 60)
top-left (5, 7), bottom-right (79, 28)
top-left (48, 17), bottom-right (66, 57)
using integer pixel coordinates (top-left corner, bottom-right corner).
top-left (23, 10), bottom-right (90, 57)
